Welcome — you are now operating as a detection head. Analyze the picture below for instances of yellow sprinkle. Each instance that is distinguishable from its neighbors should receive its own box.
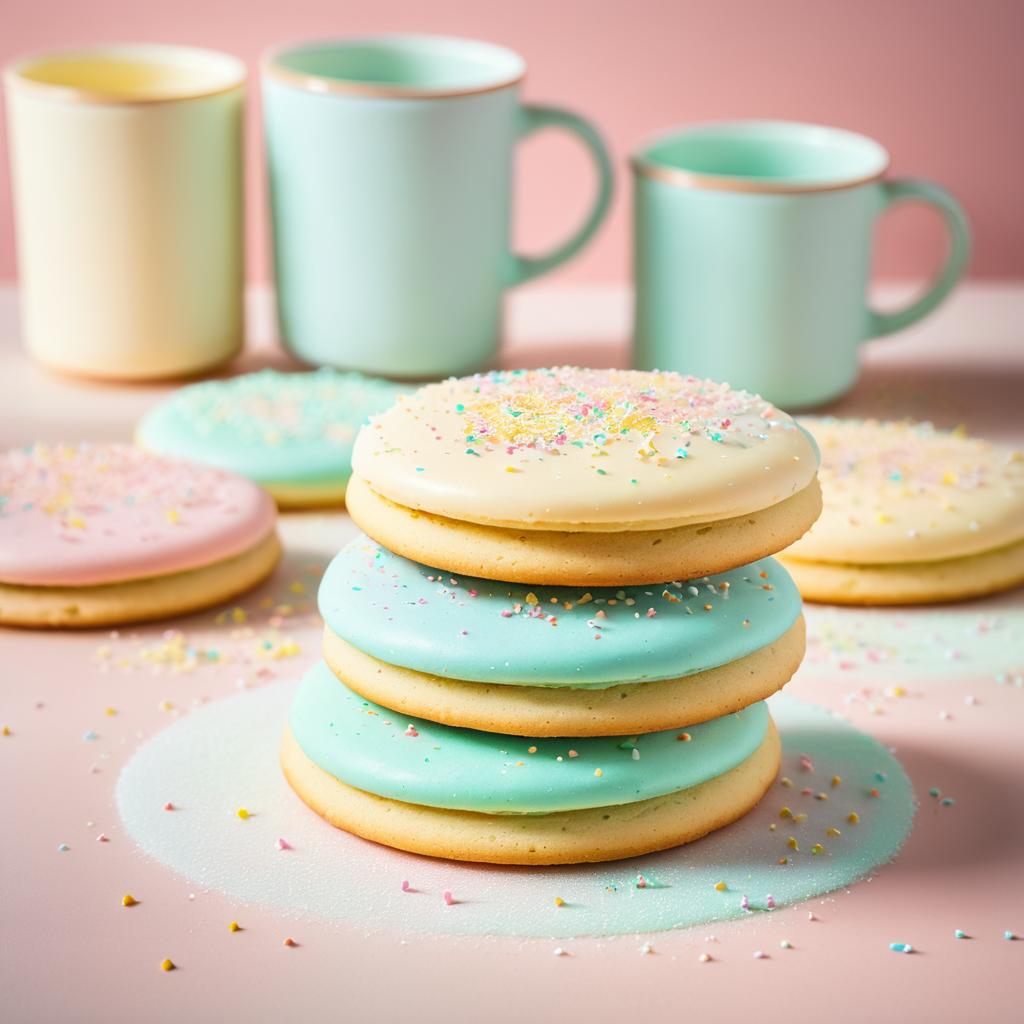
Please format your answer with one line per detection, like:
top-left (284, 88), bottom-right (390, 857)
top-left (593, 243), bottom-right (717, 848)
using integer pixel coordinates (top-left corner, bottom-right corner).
top-left (515, 760), bottom-right (525, 767)
top-left (288, 581), bottom-right (305, 594)
top-left (780, 776), bottom-right (793, 788)
top-left (787, 837), bottom-right (799, 851)
top-left (875, 513), bottom-right (892, 524)
top-left (105, 707), bottom-right (117, 717)
top-left (160, 959), bottom-right (175, 972)
top-left (827, 827), bottom-right (842, 837)
top-left (525, 592), bottom-right (539, 606)
top-left (576, 593), bottom-right (593, 606)
top-left (229, 921), bottom-right (241, 932)
top-left (1, 726), bottom-right (11, 737)
top-left (527, 746), bottom-right (538, 754)
top-left (831, 775), bottom-right (842, 788)
top-left (165, 508), bottom-right (180, 524)
top-left (942, 471), bottom-right (957, 485)
top-left (792, 812), bottom-right (808, 824)
top-left (779, 806), bottom-right (792, 819)
top-left (237, 807), bottom-right (250, 820)
top-left (504, 465), bottom-right (519, 473)
top-left (848, 812), bottom-right (860, 825)
top-left (230, 607), bottom-right (247, 624)
top-left (122, 894), bottom-right (138, 907)
top-left (68, 516), bottom-right (87, 529)
top-left (815, 792), bottom-right (828, 801)
top-left (554, 897), bottom-right (565, 907)
top-left (811, 843), bottom-right (825, 855)
top-left (778, 857), bottom-right (789, 865)
top-left (594, 768), bottom-right (603, 778)
top-left (158, 700), bottom-right (174, 713)
top-left (714, 881), bottom-right (727, 892)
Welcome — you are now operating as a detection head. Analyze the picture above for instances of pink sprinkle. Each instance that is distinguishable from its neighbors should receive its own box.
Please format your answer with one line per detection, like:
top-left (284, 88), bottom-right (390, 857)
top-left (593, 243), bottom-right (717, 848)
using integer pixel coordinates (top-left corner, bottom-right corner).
top-left (443, 890), bottom-right (456, 906)
top-left (163, 802), bottom-right (175, 811)
top-left (801, 787), bottom-right (813, 796)
top-left (405, 725), bottom-right (419, 737)
top-left (460, 629), bottom-right (468, 636)
top-left (766, 894), bottom-right (776, 910)
top-left (96, 834), bottom-right (109, 843)
top-left (646, 608), bottom-right (657, 618)
top-left (276, 837), bottom-right (291, 850)
top-left (798, 755), bottom-right (814, 772)
top-left (468, 590), bottom-right (478, 598)
top-left (636, 874), bottom-right (647, 889)
top-left (401, 880), bottom-right (411, 893)
top-left (500, 610), bottom-right (513, 618)
top-left (740, 894), bottom-right (750, 911)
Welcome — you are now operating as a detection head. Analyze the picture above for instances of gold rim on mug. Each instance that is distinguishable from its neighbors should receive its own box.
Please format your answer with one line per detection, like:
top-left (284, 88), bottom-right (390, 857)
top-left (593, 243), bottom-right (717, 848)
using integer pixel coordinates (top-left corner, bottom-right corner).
top-left (630, 156), bottom-right (890, 194)
top-left (262, 37), bottom-right (526, 100)
top-left (3, 44), bottom-right (246, 106)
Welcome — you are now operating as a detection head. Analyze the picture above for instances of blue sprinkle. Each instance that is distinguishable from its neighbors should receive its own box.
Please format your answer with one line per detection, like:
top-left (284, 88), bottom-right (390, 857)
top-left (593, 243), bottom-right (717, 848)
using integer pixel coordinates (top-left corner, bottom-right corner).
top-left (954, 929), bottom-right (968, 939)
top-left (1005, 931), bottom-right (1018, 941)
top-left (941, 797), bottom-right (956, 807)
top-left (57, 843), bottom-right (70, 852)
top-left (415, 467), bottom-right (425, 473)
top-left (874, 771), bottom-right (888, 783)
top-left (928, 787), bottom-right (941, 798)
top-left (83, 730), bottom-right (98, 742)
top-left (889, 942), bottom-right (914, 954)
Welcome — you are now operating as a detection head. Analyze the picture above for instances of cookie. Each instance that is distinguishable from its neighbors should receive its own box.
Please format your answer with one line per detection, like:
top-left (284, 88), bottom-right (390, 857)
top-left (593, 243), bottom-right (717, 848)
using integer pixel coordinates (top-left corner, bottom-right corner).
top-left (348, 368), bottom-right (821, 584)
top-left (137, 368), bottom-right (406, 508)
top-left (281, 661), bottom-right (779, 864)
top-left (322, 619), bottom-right (803, 736)
top-left (780, 419), bottom-right (1024, 605)
top-left (0, 443), bottom-right (280, 627)
top-left (317, 534), bottom-right (804, 734)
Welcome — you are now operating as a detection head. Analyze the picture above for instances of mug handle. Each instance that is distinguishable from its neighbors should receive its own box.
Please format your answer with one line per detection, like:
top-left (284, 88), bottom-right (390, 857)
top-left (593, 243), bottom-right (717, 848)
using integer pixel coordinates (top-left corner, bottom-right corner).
top-left (867, 178), bottom-right (971, 338)
top-left (506, 103), bottom-right (614, 286)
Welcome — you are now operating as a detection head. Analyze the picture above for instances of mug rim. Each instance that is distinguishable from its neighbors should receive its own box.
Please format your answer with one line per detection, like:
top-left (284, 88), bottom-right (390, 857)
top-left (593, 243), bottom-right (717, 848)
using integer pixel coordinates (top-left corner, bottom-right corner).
top-left (631, 120), bottom-right (891, 194)
top-left (3, 43), bottom-right (246, 105)
top-left (262, 34), bottom-right (526, 99)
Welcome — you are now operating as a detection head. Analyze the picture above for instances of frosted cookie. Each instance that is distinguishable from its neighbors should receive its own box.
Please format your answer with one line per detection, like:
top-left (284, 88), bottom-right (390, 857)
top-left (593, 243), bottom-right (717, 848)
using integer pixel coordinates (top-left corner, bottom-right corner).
top-left (281, 661), bottom-right (780, 865)
top-left (779, 419), bottom-right (1024, 605)
top-left (0, 443), bottom-right (280, 627)
top-left (137, 369), bottom-right (406, 508)
top-left (319, 534), bottom-right (804, 735)
top-left (348, 368), bottom-right (821, 584)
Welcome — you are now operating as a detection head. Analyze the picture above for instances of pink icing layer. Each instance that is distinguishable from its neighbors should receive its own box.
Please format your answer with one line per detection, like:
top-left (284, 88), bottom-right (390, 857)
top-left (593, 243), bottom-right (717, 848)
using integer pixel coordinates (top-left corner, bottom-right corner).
top-left (0, 443), bottom-right (276, 586)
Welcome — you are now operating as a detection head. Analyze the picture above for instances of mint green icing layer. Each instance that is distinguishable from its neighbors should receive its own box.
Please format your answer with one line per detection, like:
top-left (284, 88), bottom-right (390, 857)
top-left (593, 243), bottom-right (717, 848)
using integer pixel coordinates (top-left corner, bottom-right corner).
top-left (289, 661), bottom-right (770, 814)
top-left (319, 535), bottom-right (801, 687)
top-left (137, 369), bottom-right (406, 488)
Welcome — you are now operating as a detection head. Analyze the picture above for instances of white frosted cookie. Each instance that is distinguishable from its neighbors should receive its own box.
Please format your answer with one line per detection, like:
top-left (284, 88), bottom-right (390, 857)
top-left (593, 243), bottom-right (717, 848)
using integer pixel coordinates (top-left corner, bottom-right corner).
top-left (349, 368), bottom-right (820, 583)
top-left (780, 418), bottom-right (1024, 604)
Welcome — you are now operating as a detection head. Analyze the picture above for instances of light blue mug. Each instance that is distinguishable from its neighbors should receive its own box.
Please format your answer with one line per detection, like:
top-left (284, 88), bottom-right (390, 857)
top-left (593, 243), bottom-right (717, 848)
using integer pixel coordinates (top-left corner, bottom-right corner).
top-left (632, 121), bottom-right (971, 407)
top-left (263, 35), bottom-right (613, 377)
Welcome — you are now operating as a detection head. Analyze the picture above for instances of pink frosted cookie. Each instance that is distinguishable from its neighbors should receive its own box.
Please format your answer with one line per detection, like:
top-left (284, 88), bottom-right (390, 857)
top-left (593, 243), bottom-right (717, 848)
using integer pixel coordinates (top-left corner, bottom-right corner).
top-left (0, 443), bottom-right (281, 627)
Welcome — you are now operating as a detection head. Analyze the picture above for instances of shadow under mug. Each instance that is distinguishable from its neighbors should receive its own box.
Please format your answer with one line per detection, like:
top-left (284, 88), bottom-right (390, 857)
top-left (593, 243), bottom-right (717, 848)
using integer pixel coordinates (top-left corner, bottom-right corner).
top-left (263, 35), bottom-right (614, 378)
top-left (632, 121), bottom-right (971, 408)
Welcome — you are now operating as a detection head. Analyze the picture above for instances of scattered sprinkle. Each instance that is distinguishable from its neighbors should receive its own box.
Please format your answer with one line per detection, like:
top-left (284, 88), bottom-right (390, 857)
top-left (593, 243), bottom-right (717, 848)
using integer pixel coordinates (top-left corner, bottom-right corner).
top-left (160, 959), bottom-right (176, 972)
top-left (122, 894), bottom-right (138, 907)
top-left (889, 942), bottom-right (914, 954)
top-left (236, 807), bottom-right (250, 820)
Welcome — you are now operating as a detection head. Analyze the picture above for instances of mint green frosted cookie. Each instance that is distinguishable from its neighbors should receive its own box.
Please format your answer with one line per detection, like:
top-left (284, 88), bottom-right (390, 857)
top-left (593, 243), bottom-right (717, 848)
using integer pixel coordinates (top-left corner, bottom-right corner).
top-left (137, 369), bottom-right (406, 508)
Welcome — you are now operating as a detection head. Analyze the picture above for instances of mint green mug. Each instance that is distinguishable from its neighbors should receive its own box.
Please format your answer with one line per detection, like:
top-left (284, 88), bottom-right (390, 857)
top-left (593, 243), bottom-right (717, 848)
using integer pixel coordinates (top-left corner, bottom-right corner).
top-left (263, 35), bottom-right (613, 377)
top-left (632, 121), bottom-right (970, 407)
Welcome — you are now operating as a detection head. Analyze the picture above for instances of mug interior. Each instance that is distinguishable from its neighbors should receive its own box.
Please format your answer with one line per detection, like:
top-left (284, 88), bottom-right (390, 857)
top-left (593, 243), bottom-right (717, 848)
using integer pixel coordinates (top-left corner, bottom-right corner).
top-left (639, 122), bottom-right (889, 187)
top-left (7, 44), bottom-right (245, 101)
top-left (268, 35), bottom-right (525, 94)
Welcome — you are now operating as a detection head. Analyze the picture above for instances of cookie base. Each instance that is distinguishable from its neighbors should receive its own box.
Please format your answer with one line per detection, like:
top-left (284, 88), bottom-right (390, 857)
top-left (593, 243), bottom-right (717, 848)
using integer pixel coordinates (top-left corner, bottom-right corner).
top-left (264, 480), bottom-right (348, 510)
top-left (0, 530), bottom-right (282, 628)
top-left (281, 718), bottom-right (781, 865)
top-left (345, 474), bottom-right (822, 585)
top-left (322, 617), bottom-right (804, 736)
top-left (779, 536), bottom-right (1024, 605)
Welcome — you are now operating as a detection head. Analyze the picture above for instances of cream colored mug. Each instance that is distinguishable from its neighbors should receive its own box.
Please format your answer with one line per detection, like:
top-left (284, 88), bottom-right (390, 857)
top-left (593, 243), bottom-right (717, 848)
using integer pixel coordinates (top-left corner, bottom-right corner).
top-left (4, 44), bottom-right (246, 380)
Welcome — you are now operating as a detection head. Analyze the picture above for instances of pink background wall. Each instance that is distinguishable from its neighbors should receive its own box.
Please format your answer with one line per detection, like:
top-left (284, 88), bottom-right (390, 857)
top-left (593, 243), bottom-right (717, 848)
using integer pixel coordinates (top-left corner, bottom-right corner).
top-left (1, 0), bottom-right (1021, 286)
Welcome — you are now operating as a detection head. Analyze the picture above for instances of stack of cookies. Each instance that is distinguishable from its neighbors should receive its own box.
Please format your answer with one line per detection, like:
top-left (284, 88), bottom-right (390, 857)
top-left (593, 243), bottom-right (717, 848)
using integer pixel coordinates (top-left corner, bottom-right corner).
top-left (282, 368), bottom-right (822, 864)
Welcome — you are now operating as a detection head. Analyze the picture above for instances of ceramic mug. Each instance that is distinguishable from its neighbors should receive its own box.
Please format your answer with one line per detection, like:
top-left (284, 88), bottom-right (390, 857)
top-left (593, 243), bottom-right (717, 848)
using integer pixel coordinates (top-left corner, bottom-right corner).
top-left (4, 44), bottom-right (245, 380)
top-left (632, 121), bottom-right (971, 407)
top-left (263, 35), bottom-right (613, 377)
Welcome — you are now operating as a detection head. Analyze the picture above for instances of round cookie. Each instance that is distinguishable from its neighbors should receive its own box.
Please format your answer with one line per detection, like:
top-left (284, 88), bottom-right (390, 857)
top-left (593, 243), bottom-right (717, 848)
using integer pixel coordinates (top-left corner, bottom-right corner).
top-left (318, 534), bottom-right (804, 734)
top-left (0, 443), bottom-right (280, 627)
top-left (137, 368), bottom-right (406, 508)
top-left (281, 721), bottom-right (780, 865)
top-left (780, 418), bottom-right (1024, 605)
top-left (348, 368), bottom-right (821, 583)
